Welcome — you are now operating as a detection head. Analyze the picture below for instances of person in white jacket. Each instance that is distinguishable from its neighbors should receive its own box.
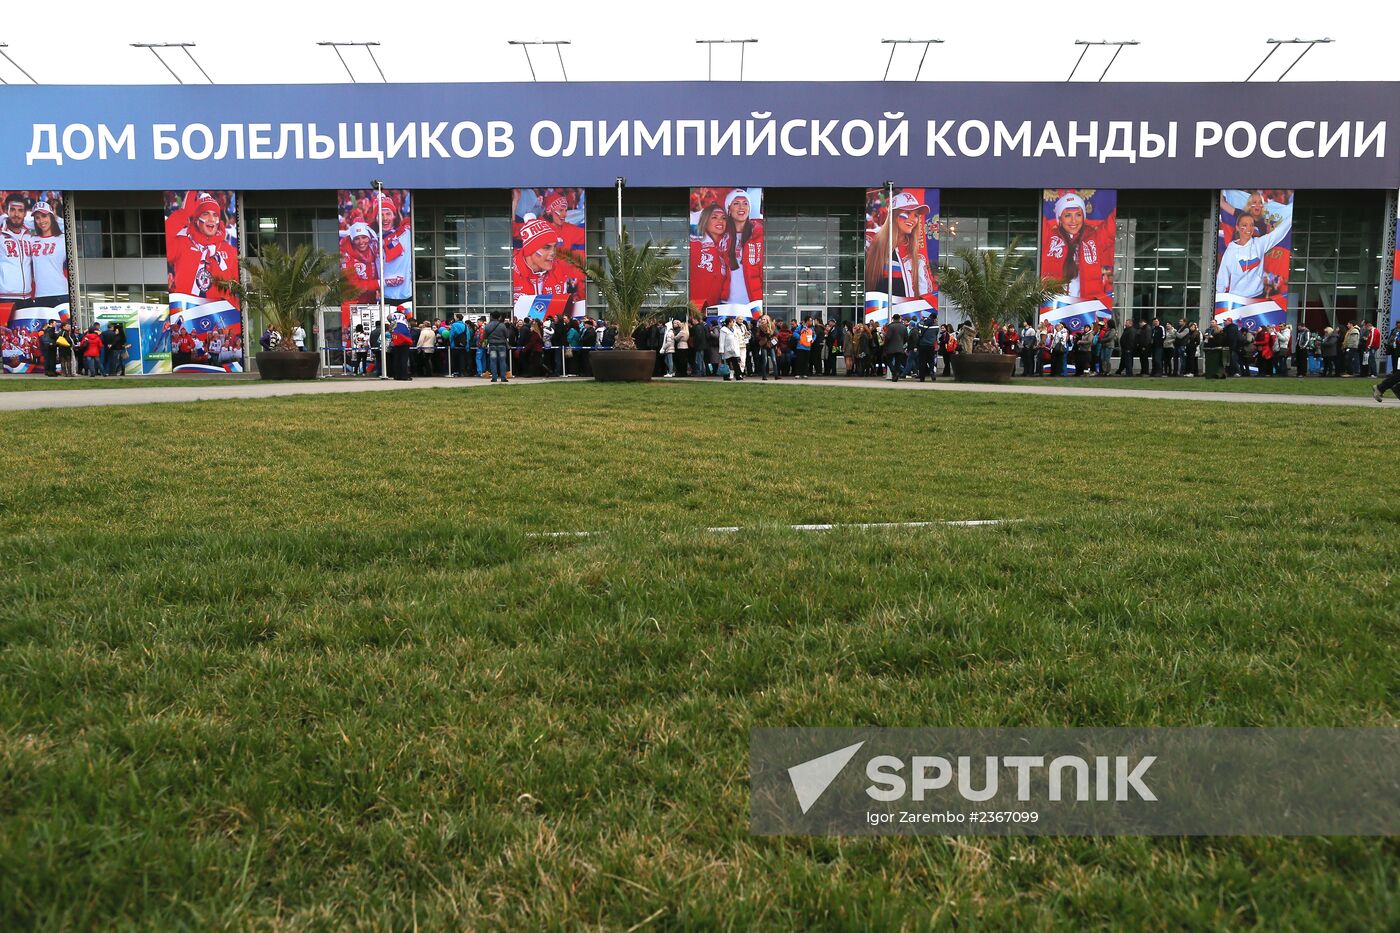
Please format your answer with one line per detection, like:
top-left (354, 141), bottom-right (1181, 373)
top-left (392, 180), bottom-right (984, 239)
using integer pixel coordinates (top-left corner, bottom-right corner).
top-left (0, 193), bottom-right (33, 300)
top-left (719, 318), bottom-right (744, 380)
top-left (661, 318), bottom-right (677, 377)
top-left (1217, 211), bottom-right (1292, 300)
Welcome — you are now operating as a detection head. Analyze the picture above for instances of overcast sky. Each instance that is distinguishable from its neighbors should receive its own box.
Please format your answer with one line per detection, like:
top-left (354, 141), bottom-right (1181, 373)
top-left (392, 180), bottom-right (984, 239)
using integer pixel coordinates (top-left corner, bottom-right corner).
top-left (3, 0), bottom-right (1395, 85)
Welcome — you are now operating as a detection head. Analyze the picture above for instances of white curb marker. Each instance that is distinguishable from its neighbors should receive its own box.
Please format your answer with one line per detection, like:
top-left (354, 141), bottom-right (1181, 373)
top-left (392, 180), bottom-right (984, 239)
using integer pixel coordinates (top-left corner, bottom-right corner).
top-left (530, 519), bottom-right (1014, 539)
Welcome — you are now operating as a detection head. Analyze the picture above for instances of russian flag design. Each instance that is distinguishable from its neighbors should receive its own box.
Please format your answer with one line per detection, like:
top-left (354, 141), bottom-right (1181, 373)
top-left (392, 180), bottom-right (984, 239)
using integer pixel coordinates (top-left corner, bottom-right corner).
top-left (1213, 293), bottom-right (1287, 330)
top-left (169, 295), bottom-right (242, 335)
top-left (1038, 296), bottom-right (1108, 333)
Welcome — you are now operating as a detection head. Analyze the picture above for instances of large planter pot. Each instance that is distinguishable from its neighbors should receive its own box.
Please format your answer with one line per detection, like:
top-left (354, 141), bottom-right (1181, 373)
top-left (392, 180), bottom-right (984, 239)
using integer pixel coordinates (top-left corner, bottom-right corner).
top-left (591, 349), bottom-right (656, 383)
top-left (254, 350), bottom-right (321, 380)
top-left (952, 352), bottom-right (1016, 384)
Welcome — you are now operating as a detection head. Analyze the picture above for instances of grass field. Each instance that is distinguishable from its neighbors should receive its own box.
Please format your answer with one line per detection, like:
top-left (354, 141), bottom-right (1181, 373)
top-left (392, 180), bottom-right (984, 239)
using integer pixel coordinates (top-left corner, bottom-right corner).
top-left (2, 382), bottom-right (1397, 929)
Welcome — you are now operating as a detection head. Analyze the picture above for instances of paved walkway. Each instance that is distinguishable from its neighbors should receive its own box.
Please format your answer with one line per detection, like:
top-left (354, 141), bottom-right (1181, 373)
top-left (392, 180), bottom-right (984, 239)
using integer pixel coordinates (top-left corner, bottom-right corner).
top-left (0, 376), bottom-right (494, 411)
top-left (0, 373), bottom-right (1393, 411)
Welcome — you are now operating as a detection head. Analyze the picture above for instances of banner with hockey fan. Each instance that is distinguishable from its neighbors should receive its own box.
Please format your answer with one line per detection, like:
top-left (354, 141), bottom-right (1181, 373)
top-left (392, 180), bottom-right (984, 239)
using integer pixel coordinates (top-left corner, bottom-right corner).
top-left (689, 187), bottom-right (764, 319)
top-left (1214, 189), bottom-right (1295, 331)
top-left (512, 187), bottom-right (586, 319)
top-left (863, 187), bottom-right (938, 323)
top-left (1039, 188), bottom-right (1116, 333)
top-left (1389, 212), bottom-right (1399, 335)
top-left (163, 190), bottom-right (244, 372)
top-left (338, 188), bottom-right (414, 344)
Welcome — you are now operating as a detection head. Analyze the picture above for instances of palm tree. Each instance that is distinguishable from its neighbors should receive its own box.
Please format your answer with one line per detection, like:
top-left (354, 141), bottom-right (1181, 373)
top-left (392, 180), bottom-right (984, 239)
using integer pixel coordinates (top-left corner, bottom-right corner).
top-left (940, 238), bottom-right (1064, 352)
top-left (556, 228), bottom-right (690, 349)
top-left (221, 243), bottom-right (357, 352)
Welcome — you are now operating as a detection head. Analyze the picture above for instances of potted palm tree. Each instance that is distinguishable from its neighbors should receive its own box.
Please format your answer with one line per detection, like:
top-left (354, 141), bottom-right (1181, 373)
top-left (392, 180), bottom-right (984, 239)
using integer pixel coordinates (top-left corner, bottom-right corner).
top-left (223, 243), bottom-right (356, 381)
top-left (556, 227), bottom-right (690, 382)
top-left (939, 238), bottom-right (1064, 384)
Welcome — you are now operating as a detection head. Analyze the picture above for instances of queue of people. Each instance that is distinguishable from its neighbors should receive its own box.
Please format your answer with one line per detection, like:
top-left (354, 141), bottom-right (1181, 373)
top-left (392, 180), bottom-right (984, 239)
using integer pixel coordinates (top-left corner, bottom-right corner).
top-left (344, 312), bottom-right (618, 381)
top-left (328, 310), bottom-right (1400, 387)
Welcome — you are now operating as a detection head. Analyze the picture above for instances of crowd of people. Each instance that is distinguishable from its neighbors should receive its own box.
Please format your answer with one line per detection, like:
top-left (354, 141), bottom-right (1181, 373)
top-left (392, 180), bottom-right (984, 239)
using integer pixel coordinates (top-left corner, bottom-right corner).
top-left (323, 309), bottom-right (1400, 388)
top-left (21, 319), bottom-right (129, 377)
top-left (339, 312), bottom-right (619, 382)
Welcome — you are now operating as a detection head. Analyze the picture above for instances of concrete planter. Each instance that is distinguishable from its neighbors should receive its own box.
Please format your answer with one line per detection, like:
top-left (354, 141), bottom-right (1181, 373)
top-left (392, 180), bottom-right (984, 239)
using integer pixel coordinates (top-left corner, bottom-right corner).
top-left (952, 352), bottom-right (1016, 384)
top-left (591, 350), bottom-right (656, 382)
top-left (254, 350), bottom-right (321, 380)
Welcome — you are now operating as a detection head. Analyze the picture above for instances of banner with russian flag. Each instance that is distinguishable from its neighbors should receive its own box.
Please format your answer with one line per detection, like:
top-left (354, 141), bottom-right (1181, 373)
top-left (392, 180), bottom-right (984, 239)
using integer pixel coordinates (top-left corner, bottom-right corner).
top-left (1214, 189), bottom-right (1295, 331)
top-left (1038, 188), bottom-right (1115, 332)
top-left (513, 293), bottom-right (585, 320)
top-left (2, 300), bottom-right (68, 373)
top-left (163, 190), bottom-right (243, 371)
top-left (863, 187), bottom-right (939, 323)
top-left (689, 187), bottom-right (764, 319)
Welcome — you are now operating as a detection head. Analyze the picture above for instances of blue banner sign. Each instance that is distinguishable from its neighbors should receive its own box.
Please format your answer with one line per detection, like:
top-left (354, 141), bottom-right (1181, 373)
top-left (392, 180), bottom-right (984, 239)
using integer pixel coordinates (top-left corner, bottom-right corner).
top-left (2, 82), bottom-right (1397, 190)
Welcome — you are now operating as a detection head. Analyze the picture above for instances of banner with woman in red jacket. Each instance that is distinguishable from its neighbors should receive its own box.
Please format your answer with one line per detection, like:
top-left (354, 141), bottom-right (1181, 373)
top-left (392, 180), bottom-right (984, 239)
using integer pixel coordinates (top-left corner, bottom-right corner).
top-left (163, 190), bottom-right (244, 372)
top-left (863, 187), bottom-right (939, 323)
top-left (689, 187), bottom-right (763, 319)
top-left (1038, 188), bottom-right (1116, 333)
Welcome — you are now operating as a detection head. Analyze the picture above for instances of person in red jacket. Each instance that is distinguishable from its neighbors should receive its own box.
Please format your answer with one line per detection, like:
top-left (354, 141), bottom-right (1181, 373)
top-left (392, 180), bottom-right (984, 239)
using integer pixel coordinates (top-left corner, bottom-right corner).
top-left (512, 219), bottom-right (583, 312)
top-left (1041, 192), bottom-right (1111, 305)
top-left (723, 189), bottom-right (763, 307)
top-left (80, 326), bottom-right (103, 376)
top-left (689, 203), bottom-right (730, 313)
top-left (166, 191), bottom-right (238, 301)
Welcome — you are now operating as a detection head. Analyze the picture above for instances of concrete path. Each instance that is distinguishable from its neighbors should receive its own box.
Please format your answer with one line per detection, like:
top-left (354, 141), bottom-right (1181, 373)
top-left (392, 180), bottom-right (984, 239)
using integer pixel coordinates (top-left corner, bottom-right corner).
top-left (0, 373), bottom-right (1394, 411)
top-left (0, 376), bottom-right (496, 411)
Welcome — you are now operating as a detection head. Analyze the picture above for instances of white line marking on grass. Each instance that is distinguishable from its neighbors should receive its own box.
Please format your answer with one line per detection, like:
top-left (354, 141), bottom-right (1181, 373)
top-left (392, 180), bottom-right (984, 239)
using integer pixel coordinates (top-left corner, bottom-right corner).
top-left (530, 519), bottom-right (1014, 539)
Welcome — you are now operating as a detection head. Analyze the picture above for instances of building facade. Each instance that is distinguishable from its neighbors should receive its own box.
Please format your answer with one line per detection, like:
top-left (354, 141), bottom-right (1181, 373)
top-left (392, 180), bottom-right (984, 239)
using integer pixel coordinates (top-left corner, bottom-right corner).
top-left (2, 81), bottom-right (1397, 368)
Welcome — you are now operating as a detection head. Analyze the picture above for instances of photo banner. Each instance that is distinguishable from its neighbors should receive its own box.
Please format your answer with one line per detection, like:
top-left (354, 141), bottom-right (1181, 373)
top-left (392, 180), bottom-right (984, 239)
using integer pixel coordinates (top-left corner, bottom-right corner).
top-left (1, 190), bottom-right (70, 373)
top-left (339, 188), bottom-right (414, 336)
top-left (1390, 212), bottom-right (1399, 334)
top-left (689, 187), bottom-right (764, 319)
top-left (93, 302), bottom-right (171, 374)
top-left (863, 187), bottom-right (939, 323)
top-left (163, 190), bottom-right (244, 372)
top-left (511, 187), bottom-right (586, 319)
top-left (1039, 188), bottom-right (1116, 331)
top-left (1214, 189), bottom-right (1295, 330)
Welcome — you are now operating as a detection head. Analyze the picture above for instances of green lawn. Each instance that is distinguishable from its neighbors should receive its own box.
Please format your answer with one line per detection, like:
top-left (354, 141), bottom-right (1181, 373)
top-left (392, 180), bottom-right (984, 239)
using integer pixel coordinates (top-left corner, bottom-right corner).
top-left (2, 383), bottom-right (1397, 929)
